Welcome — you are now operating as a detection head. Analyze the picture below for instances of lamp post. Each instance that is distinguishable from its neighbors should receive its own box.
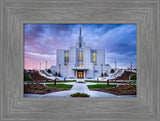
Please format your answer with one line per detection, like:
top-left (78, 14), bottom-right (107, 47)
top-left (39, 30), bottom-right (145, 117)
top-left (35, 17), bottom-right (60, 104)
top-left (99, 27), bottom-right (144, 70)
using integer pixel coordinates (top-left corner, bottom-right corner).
top-left (115, 60), bottom-right (117, 82)
top-left (101, 64), bottom-right (103, 77)
top-left (40, 63), bottom-right (41, 70)
top-left (46, 61), bottom-right (47, 70)
top-left (131, 62), bottom-right (132, 71)
top-left (107, 79), bottom-right (109, 86)
top-left (59, 64), bottom-right (61, 77)
top-left (115, 60), bottom-right (117, 71)
top-left (54, 78), bottom-right (57, 85)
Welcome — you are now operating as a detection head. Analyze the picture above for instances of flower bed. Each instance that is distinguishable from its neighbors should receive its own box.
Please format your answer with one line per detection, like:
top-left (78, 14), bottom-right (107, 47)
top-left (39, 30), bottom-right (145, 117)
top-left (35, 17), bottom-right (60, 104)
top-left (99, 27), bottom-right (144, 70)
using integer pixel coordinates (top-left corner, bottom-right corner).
top-left (71, 92), bottom-right (90, 97)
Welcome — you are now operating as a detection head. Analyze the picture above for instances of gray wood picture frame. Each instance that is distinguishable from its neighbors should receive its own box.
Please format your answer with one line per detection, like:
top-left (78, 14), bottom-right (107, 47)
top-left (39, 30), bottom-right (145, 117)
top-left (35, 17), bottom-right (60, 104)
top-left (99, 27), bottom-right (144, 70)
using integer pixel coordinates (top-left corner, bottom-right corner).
top-left (0, 0), bottom-right (160, 121)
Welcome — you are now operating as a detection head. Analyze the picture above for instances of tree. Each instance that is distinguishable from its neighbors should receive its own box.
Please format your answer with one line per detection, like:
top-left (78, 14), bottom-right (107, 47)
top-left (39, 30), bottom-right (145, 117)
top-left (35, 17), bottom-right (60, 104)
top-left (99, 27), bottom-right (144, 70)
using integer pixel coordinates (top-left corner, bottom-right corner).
top-left (111, 69), bottom-right (115, 73)
top-left (130, 75), bottom-right (136, 80)
top-left (24, 73), bottom-right (32, 82)
top-left (101, 73), bottom-right (104, 77)
top-left (47, 69), bottom-right (51, 73)
top-left (104, 72), bottom-right (108, 76)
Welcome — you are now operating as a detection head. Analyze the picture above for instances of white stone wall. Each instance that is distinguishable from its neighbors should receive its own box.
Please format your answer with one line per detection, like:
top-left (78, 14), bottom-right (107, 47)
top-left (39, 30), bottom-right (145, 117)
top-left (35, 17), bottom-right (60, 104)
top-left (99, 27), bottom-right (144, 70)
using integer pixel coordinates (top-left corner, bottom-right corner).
top-left (69, 47), bottom-right (76, 64)
top-left (67, 63), bottom-right (75, 78)
top-left (56, 50), bottom-right (64, 66)
top-left (83, 47), bottom-right (91, 63)
top-left (84, 63), bottom-right (94, 78)
top-left (97, 49), bottom-right (105, 65)
top-left (60, 66), bottom-right (68, 77)
top-left (94, 65), bottom-right (102, 77)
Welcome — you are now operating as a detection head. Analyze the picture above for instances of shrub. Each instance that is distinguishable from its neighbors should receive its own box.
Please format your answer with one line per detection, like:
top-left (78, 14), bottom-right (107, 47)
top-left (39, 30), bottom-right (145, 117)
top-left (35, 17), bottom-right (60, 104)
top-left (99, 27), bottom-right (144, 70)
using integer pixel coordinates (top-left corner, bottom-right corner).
top-left (24, 73), bottom-right (33, 82)
top-left (127, 87), bottom-right (132, 90)
top-left (46, 89), bottom-right (50, 91)
top-left (101, 73), bottom-right (104, 77)
top-left (130, 75), bottom-right (136, 80)
top-left (71, 92), bottom-right (89, 97)
top-left (104, 72), bottom-right (108, 76)
top-left (81, 93), bottom-right (88, 97)
top-left (47, 69), bottom-right (51, 73)
top-left (108, 89), bottom-right (112, 91)
top-left (111, 69), bottom-right (115, 73)
top-left (40, 88), bottom-right (43, 90)
top-left (34, 87), bottom-right (38, 90)
top-left (77, 81), bottom-right (84, 83)
top-left (114, 89), bottom-right (118, 91)
top-left (58, 72), bottom-right (61, 77)
top-left (71, 92), bottom-right (80, 97)
top-left (131, 85), bottom-right (136, 88)
top-left (26, 84), bottom-right (31, 88)
top-left (122, 88), bottom-right (126, 90)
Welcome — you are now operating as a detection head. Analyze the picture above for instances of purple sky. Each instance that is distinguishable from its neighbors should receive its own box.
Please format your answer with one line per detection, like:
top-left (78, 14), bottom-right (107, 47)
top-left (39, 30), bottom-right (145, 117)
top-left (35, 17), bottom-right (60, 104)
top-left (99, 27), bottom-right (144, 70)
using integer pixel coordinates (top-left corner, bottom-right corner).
top-left (24, 24), bottom-right (137, 70)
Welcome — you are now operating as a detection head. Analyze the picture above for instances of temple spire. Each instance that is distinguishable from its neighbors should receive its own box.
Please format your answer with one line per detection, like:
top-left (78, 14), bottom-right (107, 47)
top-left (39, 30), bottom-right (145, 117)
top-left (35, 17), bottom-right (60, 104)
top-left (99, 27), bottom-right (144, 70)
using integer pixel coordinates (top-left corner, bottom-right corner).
top-left (79, 24), bottom-right (82, 37)
top-left (78, 24), bottom-right (83, 48)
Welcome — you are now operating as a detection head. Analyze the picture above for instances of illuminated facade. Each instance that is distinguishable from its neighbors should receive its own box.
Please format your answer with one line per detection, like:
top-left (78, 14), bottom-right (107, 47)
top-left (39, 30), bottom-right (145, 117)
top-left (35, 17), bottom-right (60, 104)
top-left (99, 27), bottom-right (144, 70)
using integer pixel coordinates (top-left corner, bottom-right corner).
top-left (50, 25), bottom-right (111, 79)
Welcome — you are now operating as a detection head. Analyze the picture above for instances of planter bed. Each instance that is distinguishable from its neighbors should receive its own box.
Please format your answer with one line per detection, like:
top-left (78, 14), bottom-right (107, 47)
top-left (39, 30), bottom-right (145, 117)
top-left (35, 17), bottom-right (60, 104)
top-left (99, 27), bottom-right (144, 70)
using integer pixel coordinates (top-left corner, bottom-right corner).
top-left (91, 85), bottom-right (136, 95)
top-left (24, 84), bottom-right (69, 94)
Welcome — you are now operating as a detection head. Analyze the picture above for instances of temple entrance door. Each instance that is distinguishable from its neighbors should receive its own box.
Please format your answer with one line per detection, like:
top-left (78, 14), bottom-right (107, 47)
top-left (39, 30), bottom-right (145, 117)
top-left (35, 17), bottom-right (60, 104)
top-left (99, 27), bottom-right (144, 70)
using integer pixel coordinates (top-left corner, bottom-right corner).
top-left (77, 71), bottom-right (84, 79)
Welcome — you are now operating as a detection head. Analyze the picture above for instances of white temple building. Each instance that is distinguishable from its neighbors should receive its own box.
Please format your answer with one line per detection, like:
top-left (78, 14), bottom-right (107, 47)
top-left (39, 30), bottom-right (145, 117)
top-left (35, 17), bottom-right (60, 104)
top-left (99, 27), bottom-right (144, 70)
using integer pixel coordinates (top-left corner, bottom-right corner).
top-left (50, 25), bottom-right (111, 79)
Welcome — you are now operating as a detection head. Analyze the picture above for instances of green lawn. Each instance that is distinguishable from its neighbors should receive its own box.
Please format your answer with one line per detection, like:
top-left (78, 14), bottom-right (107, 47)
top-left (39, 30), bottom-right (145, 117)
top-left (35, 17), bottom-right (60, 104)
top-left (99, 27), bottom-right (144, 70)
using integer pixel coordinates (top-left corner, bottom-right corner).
top-left (87, 84), bottom-right (117, 89)
top-left (46, 84), bottom-right (73, 89)
top-left (57, 81), bottom-right (76, 83)
top-left (85, 81), bottom-right (107, 83)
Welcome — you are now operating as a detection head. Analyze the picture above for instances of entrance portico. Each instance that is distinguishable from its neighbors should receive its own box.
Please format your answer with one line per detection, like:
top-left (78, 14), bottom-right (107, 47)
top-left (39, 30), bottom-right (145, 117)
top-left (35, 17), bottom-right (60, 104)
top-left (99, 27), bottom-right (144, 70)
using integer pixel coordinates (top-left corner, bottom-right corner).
top-left (72, 67), bottom-right (88, 79)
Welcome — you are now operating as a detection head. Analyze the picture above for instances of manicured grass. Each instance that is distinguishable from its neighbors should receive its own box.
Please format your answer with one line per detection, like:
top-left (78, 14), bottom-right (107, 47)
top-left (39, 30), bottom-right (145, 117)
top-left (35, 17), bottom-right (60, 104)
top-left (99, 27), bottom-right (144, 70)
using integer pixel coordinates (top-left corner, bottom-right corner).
top-left (87, 84), bottom-right (117, 89)
top-left (46, 84), bottom-right (73, 89)
top-left (57, 81), bottom-right (76, 83)
top-left (85, 81), bottom-right (107, 83)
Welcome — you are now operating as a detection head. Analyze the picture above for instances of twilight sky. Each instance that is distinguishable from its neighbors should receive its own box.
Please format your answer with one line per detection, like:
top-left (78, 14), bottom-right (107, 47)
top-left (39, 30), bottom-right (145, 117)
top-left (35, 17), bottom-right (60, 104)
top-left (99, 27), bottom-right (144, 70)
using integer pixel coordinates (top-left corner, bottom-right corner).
top-left (24, 24), bottom-right (137, 70)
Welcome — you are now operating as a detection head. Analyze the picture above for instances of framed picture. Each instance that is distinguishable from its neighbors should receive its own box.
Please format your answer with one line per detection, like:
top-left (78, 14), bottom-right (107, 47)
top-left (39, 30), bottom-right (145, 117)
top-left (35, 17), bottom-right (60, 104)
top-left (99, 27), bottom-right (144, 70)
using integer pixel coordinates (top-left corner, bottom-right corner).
top-left (24, 23), bottom-right (137, 98)
top-left (0, 0), bottom-right (159, 121)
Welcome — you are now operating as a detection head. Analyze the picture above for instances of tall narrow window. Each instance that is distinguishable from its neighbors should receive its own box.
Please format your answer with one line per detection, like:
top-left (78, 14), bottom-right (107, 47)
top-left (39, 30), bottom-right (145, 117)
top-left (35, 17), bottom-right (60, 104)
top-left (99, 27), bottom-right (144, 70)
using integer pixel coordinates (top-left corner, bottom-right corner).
top-left (65, 52), bottom-right (69, 62)
top-left (78, 51), bottom-right (83, 62)
top-left (92, 52), bottom-right (97, 62)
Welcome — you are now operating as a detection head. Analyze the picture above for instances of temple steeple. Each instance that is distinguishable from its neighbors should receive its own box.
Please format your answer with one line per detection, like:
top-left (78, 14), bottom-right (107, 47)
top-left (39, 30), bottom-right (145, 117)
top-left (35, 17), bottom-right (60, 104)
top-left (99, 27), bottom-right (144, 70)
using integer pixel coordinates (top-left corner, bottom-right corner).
top-left (79, 24), bottom-right (82, 37)
top-left (79, 24), bottom-right (83, 48)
